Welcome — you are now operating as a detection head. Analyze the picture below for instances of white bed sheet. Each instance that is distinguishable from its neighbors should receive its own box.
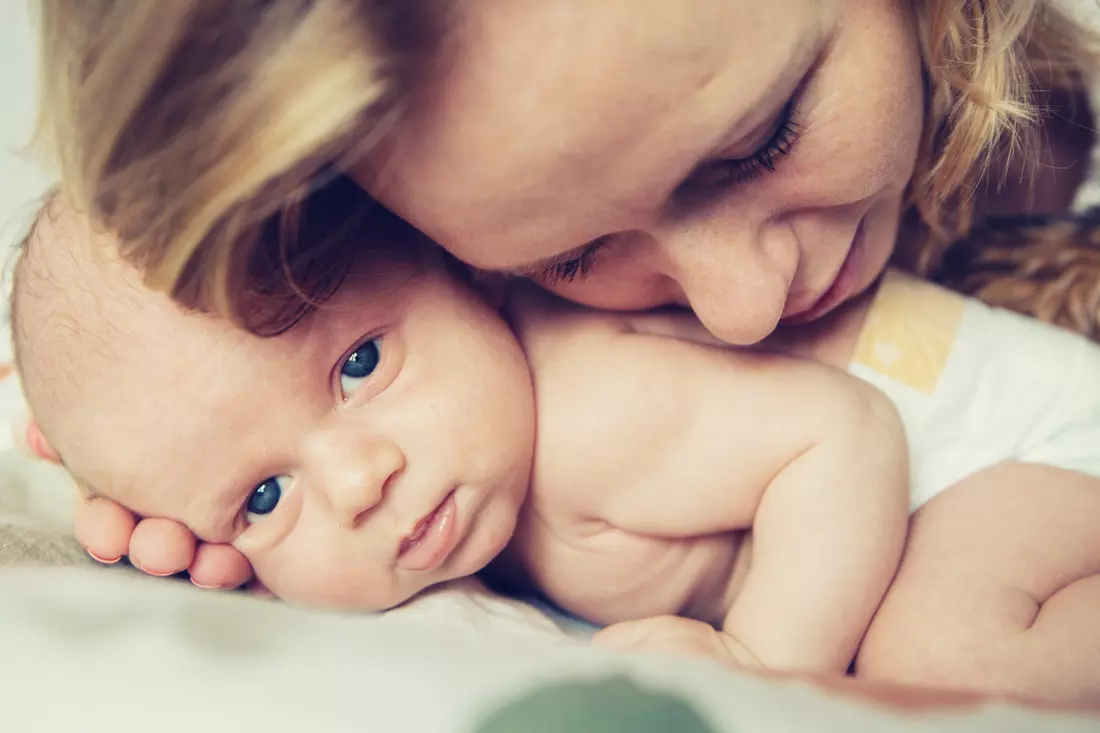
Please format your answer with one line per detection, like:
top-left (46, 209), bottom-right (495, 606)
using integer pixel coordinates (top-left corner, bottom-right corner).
top-left (1, 566), bottom-right (1096, 733)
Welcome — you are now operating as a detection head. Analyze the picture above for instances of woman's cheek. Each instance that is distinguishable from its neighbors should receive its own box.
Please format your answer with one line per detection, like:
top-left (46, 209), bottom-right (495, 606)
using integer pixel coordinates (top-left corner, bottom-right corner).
top-left (781, 22), bottom-right (922, 207)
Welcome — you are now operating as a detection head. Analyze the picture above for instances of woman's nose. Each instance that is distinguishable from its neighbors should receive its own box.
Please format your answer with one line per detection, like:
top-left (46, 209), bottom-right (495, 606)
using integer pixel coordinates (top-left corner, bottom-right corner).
top-left (308, 436), bottom-right (406, 528)
top-left (653, 223), bottom-right (794, 346)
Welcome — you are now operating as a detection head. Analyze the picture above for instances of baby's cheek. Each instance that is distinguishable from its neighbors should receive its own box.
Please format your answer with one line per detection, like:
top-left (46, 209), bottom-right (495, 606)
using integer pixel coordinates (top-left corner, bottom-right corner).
top-left (245, 550), bottom-right (332, 607)
top-left (244, 537), bottom-right (409, 611)
top-left (232, 532), bottom-right (313, 603)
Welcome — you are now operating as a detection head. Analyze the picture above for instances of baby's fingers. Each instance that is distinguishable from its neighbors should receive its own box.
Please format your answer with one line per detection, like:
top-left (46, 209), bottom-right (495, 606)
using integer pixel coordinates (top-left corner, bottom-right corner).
top-left (73, 496), bottom-right (137, 564)
top-left (128, 517), bottom-right (196, 577)
top-left (189, 542), bottom-right (254, 590)
top-left (592, 616), bottom-right (688, 648)
top-left (593, 616), bottom-right (739, 666)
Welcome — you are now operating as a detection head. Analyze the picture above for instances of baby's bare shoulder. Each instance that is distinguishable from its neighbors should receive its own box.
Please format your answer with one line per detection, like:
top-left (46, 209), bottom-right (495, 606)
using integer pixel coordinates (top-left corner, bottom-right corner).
top-left (504, 283), bottom-right (633, 361)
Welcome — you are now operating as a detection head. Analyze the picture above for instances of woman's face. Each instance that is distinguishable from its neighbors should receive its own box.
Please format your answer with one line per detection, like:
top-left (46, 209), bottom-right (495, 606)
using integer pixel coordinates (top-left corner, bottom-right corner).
top-left (359, 0), bottom-right (924, 345)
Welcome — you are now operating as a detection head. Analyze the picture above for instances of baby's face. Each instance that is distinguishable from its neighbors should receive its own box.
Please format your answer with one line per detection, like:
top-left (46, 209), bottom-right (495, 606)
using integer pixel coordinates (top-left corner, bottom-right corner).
top-left (38, 225), bottom-right (536, 610)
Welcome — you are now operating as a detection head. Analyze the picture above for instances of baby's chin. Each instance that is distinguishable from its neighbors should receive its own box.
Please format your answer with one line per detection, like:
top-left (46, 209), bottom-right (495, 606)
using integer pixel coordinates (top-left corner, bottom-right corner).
top-left (268, 573), bottom-right (482, 613)
top-left (269, 577), bottom-right (433, 613)
top-left (260, 525), bottom-right (522, 612)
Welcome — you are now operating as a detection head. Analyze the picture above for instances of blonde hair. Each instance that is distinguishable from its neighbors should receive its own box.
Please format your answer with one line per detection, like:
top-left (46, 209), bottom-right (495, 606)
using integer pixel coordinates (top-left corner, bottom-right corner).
top-left (905, 0), bottom-right (1098, 270)
top-left (33, 0), bottom-right (1100, 331)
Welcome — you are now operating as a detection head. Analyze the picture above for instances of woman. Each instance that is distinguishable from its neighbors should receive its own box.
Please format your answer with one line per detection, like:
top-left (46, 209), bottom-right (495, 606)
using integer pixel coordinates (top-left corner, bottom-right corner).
top-left (33, 0), bottom-right (1099, 590)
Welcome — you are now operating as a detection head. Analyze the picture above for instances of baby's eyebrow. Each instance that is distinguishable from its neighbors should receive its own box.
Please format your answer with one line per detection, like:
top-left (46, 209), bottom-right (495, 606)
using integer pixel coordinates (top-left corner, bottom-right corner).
top-left (194, 525), bottom-right (238, 545)
top-left (186, 506), bottom-right (241, 546)
top-left (77, 475), bottom-right (238, 545)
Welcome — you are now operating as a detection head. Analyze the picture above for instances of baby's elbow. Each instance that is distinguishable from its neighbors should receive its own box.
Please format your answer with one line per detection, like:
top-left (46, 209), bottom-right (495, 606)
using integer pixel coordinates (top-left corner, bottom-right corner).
top-left (831, 379), bottom-right (910, 490)
top-left (840, 378), bottom-right (904, 442)
top-left (867, 380), bottom-right (904, 430)
top-left (857, 383), bottom-right (910, 511)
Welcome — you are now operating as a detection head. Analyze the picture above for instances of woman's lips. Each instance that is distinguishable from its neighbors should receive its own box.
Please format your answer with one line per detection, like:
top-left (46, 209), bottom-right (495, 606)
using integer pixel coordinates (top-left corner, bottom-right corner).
top-left (396, 492), bottom-right (459, 572)
top-left (782, 221), bottom-right (867, 326)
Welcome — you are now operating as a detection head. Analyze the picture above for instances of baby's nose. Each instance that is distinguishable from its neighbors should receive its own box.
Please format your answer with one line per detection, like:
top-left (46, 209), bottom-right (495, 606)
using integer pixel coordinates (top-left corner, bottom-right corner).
top-left (317, 439), bottom-right (406, 528)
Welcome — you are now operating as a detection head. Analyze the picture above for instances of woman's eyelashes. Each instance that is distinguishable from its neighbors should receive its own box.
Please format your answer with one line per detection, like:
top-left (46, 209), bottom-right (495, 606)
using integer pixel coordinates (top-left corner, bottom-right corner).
top-left (682, 98), bottom-right (802, 194)
top-left (537, 98), bottom-right (803, 285)
top-left (536, 237), bottom-right (612, 284)
top-left (245, 475), bottom-right (292, 525)
top-left (340, 337), bottom-right (382, 399)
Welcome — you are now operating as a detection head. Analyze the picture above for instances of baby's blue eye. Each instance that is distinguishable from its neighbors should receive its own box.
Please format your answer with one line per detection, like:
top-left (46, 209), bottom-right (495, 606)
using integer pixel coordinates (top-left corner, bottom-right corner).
top-left (245, 475), bottom-right (291, 524)
top-left (340, 338), bottom-right (381, 398)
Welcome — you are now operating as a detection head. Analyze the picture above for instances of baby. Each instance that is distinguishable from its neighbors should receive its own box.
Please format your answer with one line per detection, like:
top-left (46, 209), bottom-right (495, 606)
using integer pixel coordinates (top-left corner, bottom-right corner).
top-left (12, 188), bottom-right (1100, 704)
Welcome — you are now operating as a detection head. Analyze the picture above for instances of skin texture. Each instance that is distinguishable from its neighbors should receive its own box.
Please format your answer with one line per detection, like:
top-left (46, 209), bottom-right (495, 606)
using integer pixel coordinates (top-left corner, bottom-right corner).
top-left (24, 0), bottom-right (1096, 706)
top-left (62, 0), bottom-right (1088, 599)
top-left (858, 462), bottom-right (1100, 705)
top-left (19, 207), bottom-right (1100, 704)
top-left (19, 203), bottom-right (909, 670)
top-left (358, 0), bottom-right (922, 345)
top-left (20, 207), bottom-right (536, 609)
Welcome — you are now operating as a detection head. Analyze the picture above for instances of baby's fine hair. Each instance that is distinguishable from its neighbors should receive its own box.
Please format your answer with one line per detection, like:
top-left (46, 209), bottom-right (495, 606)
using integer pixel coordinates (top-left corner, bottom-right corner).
top-left (31, 0), bottom-right (1100, 333)
top-left (9, 188), bottom-right (63, 377)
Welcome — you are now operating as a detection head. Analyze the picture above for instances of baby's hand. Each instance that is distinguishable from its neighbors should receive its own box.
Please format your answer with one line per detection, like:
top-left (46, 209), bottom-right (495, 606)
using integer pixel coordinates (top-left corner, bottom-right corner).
top-left (74, 495), bottom-right (254, 590)
top-left (592, 615), bottom-right (763, 669)
top-left (15, 416), bottom-right (255, 590)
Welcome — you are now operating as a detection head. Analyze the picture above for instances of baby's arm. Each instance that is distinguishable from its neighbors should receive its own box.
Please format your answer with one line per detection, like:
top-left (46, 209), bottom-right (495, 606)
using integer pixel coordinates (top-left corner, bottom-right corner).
top-left (533, 323), bottom-right (909, 673)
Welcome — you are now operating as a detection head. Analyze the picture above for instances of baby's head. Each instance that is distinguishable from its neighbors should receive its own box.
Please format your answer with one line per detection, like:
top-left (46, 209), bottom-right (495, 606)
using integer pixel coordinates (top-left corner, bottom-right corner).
top-left (12, 191), bottom-right (535, 610)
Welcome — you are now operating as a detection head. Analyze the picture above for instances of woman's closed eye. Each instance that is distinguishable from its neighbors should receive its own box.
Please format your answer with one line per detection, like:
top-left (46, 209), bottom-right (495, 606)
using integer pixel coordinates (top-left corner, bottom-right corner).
top-left (681, 97), bottom-right (802, 195)
top-left (340, 337), bottom-right (382, 398)
top-left (532, 236), bottom-right (612, 285)
top-left (245, 475), bottom-right (293, 524)
top-left (535, 94), bottom-right (805, 286)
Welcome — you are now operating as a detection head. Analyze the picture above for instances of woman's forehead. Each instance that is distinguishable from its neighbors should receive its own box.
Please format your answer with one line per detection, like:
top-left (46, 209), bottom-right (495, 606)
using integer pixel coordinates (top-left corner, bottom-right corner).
top-left (367, 0), bottom-right (827, 268)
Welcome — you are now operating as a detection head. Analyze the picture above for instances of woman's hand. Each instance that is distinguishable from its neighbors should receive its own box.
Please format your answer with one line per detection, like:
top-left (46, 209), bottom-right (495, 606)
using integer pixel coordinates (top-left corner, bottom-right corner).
top-left (73, 495), bottom-right (254, 589)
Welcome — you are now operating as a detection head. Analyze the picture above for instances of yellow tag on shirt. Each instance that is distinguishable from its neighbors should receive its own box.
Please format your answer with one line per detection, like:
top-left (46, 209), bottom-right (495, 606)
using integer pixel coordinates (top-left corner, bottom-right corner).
top-left (852, 269), bottom-right (966, 394)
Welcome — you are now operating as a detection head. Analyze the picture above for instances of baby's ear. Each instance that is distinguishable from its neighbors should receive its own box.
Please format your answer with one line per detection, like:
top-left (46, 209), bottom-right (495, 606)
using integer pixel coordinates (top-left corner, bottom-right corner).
top-left (15, 418), bottom-right (62, 464)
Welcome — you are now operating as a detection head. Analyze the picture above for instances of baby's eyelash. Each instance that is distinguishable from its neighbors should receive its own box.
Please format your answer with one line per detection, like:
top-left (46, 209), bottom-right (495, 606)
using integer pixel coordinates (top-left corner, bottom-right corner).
top-left (536, 237), bottom-right (612, 284)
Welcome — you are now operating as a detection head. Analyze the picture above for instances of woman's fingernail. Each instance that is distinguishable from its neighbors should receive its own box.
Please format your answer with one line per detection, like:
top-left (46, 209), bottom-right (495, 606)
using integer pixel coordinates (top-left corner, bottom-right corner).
top-left (190, 579), bottom-right (225, 590)
top-left (87, 550), bottom-right (122, 565)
